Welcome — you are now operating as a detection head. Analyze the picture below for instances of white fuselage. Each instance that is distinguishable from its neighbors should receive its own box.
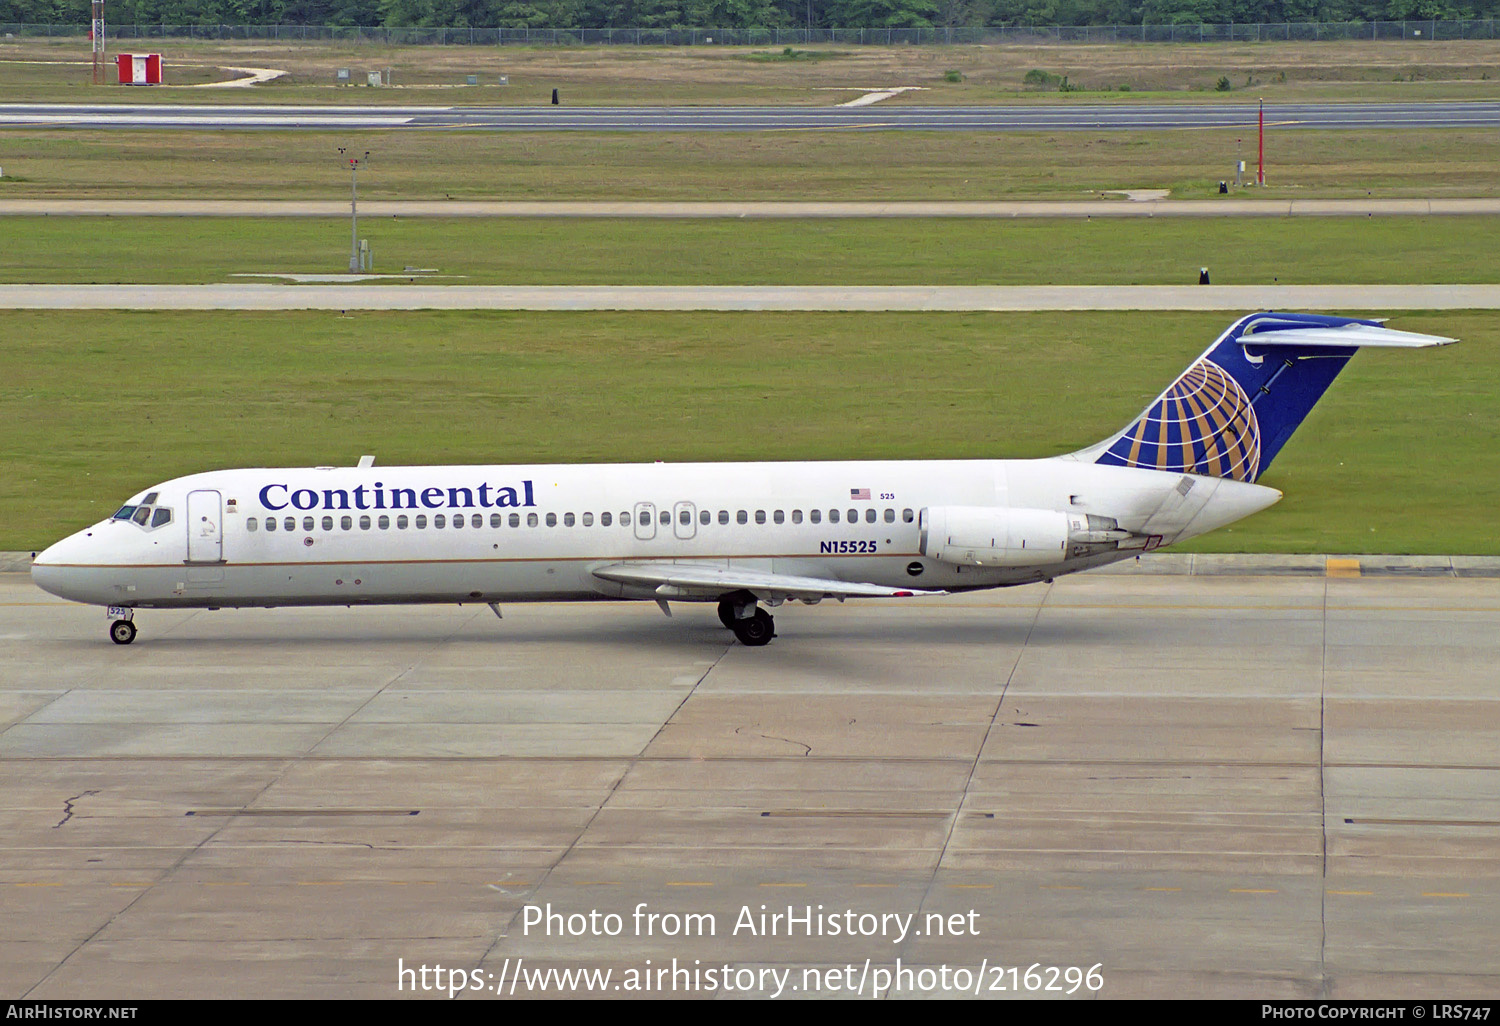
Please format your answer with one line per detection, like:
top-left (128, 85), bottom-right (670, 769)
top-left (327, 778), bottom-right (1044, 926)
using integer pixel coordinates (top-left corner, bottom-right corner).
top-left (32, 457), bottom-right (1280, 612)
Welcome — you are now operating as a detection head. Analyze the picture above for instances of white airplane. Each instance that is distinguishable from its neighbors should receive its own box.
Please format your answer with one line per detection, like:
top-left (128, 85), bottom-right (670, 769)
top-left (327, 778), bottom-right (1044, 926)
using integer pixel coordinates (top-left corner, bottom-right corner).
top-left (32, 312), bottom-right (1453, 648)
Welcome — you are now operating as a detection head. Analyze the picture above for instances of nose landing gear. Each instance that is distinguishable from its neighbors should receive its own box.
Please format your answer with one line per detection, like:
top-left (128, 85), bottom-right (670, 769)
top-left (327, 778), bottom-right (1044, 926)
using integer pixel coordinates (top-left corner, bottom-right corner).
top-left (109, 618), bottom-right (137, 645)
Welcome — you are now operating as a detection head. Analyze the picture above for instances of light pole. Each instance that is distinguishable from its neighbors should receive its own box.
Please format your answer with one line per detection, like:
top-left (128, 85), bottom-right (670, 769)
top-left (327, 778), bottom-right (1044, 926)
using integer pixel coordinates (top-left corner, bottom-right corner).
top-left (338, 148), bottom-right (369, 272)
top-left (91, 0), bottom-right (106, 85)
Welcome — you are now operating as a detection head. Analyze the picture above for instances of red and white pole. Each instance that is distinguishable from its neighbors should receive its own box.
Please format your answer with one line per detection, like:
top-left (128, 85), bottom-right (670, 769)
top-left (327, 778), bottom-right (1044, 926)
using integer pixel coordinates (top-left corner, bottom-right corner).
top-left (1257, 98), bottom-right (1265, 186)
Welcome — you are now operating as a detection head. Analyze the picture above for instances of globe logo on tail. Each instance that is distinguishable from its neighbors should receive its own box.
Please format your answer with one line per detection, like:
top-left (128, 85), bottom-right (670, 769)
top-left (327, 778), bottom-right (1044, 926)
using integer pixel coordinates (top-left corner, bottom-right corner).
top-left (1106, 359), bottom-right (1262, 482)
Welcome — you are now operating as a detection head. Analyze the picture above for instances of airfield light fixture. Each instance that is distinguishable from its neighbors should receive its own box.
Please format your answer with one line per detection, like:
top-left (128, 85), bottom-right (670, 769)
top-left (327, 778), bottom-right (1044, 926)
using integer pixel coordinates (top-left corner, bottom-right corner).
top-left (337, 148), bottom-right (371, 272)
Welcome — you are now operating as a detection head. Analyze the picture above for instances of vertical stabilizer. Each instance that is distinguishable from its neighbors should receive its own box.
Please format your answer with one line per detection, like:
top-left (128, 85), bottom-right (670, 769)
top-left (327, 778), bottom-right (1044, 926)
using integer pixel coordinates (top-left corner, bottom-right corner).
top-left (1070, 313), bottom-right (1455, 483)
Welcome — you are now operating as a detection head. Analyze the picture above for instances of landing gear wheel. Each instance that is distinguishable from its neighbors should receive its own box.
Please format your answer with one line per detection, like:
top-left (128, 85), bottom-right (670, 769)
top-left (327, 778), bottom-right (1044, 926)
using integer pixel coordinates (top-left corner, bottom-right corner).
top-left (109, 620), bottom-right (137, 646)
top-left (731, 609), bottom-right (775, 647)
top-left (717, 600), bottom-right (737, 630)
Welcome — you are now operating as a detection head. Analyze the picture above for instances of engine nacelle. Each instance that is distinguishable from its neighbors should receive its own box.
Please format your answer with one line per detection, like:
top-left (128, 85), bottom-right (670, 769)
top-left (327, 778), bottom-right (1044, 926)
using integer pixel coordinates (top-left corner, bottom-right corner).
top-left (919, 506), bottom-right (1128, 567)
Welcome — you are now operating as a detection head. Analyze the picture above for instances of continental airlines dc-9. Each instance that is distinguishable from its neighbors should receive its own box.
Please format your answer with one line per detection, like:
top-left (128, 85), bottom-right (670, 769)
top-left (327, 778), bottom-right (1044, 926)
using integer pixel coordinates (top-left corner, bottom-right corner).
top-left (33, 313), bottom-right (1453, 648)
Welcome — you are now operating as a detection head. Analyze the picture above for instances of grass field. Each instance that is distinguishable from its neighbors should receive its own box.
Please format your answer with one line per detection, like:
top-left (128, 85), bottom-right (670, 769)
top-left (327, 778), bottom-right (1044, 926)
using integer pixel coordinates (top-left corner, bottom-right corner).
top-left (2, 309), bottom-right (1493, 554)
top-left (3, 126), bottom-right (1500, 201)
top-left (3, 39), bottom-right (1496, 555)
top-left (4, 37), bottom-right (1500, 104)
top-left (5, 215), bottom-right (1500, 285)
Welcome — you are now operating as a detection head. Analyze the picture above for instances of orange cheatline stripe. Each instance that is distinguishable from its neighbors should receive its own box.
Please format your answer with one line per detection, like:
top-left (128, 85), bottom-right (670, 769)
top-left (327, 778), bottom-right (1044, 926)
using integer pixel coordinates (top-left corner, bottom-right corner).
top-left (39, 549), bottom-right (924, 571)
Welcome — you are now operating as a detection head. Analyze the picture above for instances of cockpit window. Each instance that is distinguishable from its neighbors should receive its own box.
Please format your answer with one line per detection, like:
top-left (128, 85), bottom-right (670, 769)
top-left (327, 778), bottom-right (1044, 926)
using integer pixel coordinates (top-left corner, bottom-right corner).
top-left (114, 499), bottom-right (173, 530)
top-left (142, 492), bottom-right (159, 505)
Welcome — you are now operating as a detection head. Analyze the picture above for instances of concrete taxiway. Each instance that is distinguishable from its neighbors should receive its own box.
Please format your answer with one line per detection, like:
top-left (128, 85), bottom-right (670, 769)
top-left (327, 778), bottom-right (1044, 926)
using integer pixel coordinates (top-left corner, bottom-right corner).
top-left (4, 283), bottom-right (1500, 311)
top-left (3, 569), bottom-right (1497, 998)
top-left (5, 100), bottom-right (1500, 132)
top-left (6, 198), bottom-right (1500, 218)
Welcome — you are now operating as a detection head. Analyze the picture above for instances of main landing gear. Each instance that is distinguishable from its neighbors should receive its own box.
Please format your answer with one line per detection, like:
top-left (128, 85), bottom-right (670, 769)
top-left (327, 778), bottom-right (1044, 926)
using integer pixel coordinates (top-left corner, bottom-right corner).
top-left (109, 615), bottom-right (137, 646)
top-left (717, 595), bottom-right (775, 647)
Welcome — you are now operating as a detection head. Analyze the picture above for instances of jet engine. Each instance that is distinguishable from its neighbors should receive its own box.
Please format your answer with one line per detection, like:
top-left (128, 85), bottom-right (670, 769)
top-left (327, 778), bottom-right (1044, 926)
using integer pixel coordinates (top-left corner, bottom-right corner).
top-left (919, 507), bottom-right (1131, 567)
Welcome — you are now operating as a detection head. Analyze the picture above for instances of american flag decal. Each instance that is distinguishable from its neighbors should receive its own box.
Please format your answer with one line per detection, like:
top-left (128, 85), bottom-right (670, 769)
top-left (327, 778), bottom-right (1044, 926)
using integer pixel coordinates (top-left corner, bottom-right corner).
top-left (850, 488), bottom-right (871, 500)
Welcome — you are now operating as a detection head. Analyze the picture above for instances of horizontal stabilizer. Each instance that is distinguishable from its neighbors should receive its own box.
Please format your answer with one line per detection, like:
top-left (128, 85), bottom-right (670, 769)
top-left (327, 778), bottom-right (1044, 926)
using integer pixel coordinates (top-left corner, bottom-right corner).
top-left (593, 561), bottom-right (942, 601)
top-left (1240, 323), bottom-right (1457, 349)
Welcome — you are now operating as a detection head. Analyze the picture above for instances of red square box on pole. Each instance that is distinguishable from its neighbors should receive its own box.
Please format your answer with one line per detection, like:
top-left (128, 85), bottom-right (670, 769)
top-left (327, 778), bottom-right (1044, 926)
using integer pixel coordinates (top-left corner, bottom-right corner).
top-left (116, 53), bottom-right (163, 85)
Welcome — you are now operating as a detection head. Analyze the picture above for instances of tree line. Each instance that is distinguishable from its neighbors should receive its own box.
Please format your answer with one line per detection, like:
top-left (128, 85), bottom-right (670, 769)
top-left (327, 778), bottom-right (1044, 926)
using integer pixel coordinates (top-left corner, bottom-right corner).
top-left (3, 0), bottom-right (1496, 30)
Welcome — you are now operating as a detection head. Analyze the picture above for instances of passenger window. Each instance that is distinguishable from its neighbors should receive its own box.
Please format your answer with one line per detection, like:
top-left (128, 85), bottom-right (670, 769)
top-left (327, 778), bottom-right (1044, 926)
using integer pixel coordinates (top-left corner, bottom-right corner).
top-left (452, 515), bottom-right (463, 529)
top-left (718, 510), bottom-right (729, 525)
top-left (564, 513), bottom-right (575, 527)
top-left (378, 515), bottom-right (390, 529)
top-left (583, 512), bottom-right (594, 527)
top-left (810, 509), bottom-right (821, 524)
top-left (849, 509), bottom-right (859, 523)
top-left (829, 509), bottom-right (840, 524)
top-left (546, 513), bottom-right (557, 527)
top-left (265, 517), bottom-right (277, 533)
top-left (791, 510), bottom-right (802, 524)
top-left (737, 510), bottom-right (748, 525)
top-left (304, 516), bottom-right (316, 532)
top-left (600, 512), bottom-right (612, 527)
top-left (246, 517), bottom-right (258, 532)
top-left (884, 508), bottom-right (895, 523)
top-left (509, 513), bottom-right (521, 528)
top-left (341, 515), bottom-right (353, 530)
top-left (621, 511), bottom-right (631, 526)
top-left (397, 515), bottom-right (409, 529)
top-left (434, 514), bottom-right (446, 529)
top-left (284, 517), bottom-right (296, 532)
top-left (680, 509), bottom-right (691, 526)
top-left (491, 513), bottom-right (502, 528)
top-left (359, 515), bottom-right (371, 530)
top-left (528, 513), bottom-right (539, 527)
top-left (866, 509), bottom-right (877, 524)
top-left (415, 515), bottom-right (428, 529)
top-left (321, 516), bottom-right (333, 531)
top-left (659, 510), bottom-right (670, 526)
top-left (152, 508), bottom-right (172, 528)
top-left (903, 508), bottom-right (914, 523)
top-left (472, 514), bottom-right (482, 528)
top-left (773, 510), bottom-right (784, 524)
top-left (755, 510), bottom-right (766, 525)
top-left (699, 509), bottom-right (709, 525)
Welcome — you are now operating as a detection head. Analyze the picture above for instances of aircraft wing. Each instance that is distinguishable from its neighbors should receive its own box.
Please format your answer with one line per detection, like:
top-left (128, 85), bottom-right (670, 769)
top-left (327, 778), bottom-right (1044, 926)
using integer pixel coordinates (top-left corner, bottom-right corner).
top-left (591, 561), bottom-right (941, 601)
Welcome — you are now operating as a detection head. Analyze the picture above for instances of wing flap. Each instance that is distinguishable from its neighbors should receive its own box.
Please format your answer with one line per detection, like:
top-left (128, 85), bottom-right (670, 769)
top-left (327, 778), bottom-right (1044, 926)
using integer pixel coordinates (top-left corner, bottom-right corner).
top-left (592, 561), bottom-right (939, 601)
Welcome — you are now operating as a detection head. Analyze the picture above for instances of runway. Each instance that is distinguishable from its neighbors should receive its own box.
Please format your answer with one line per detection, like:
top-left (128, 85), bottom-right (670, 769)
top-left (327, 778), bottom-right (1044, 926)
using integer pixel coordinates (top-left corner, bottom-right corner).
top-left (7, 198), bottom-right (1500, 218)
top-left (4, 283), bottom-right (1500, 311)
top-left (5, 100), bottom-right (1500, 132)
top-left (3, 570), bottom-right (1497, 998)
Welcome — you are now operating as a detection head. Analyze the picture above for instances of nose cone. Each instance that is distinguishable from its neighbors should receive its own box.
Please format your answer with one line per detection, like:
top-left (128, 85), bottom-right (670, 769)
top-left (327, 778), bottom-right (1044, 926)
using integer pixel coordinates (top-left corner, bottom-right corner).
top-left (31, 529), bottom-right (110, 605)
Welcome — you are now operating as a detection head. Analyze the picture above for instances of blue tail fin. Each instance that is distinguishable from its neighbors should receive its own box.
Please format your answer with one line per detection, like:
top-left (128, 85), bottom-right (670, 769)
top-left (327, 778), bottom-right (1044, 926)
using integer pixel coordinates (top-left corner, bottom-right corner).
top-left (1076, 312), bottom-right (1455, 483)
